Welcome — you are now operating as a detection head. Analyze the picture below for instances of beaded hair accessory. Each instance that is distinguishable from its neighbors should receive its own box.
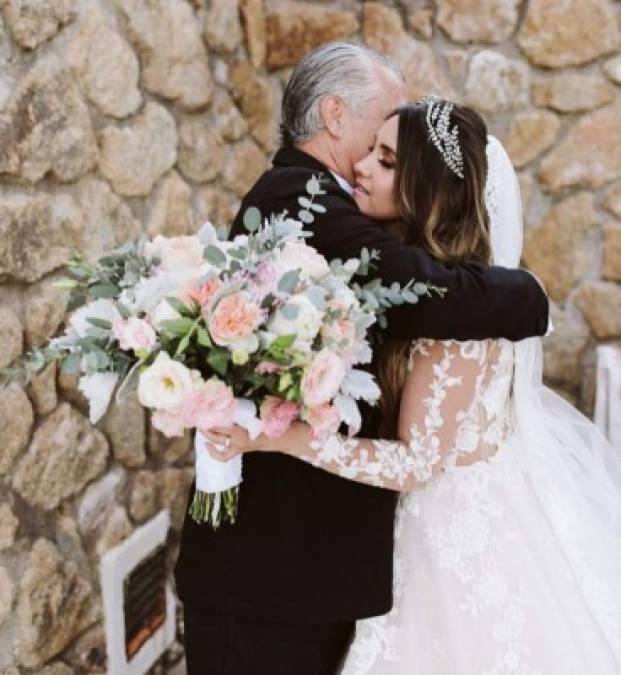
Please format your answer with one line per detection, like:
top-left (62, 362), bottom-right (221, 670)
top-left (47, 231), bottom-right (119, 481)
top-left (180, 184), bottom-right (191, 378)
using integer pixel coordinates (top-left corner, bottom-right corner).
top-left (423, 96), bottom-right (464, 179)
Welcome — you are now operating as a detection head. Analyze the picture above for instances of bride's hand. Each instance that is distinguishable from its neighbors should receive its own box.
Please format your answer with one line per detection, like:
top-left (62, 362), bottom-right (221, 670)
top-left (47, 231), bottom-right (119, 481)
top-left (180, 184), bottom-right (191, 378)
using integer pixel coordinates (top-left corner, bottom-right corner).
top-left (203, 425), bottom-right (271, 462)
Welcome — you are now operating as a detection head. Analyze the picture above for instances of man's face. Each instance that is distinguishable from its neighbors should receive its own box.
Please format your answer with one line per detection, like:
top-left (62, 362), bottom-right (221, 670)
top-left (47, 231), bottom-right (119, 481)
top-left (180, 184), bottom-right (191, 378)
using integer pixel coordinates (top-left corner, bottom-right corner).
top-left (339, 71), bottom-right (406, 184)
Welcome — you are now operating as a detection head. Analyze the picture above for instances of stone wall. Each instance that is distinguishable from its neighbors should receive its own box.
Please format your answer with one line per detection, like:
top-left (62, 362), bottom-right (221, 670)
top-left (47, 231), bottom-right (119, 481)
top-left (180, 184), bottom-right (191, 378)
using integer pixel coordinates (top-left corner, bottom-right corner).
top-left (0, 0), bottom-right (619, 672)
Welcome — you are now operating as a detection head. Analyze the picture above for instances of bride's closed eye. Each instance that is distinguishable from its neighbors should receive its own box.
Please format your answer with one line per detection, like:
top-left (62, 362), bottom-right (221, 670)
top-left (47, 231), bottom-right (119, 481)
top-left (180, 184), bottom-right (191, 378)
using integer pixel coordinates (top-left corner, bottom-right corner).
top-left (378, 158), bottom-right (395, 170)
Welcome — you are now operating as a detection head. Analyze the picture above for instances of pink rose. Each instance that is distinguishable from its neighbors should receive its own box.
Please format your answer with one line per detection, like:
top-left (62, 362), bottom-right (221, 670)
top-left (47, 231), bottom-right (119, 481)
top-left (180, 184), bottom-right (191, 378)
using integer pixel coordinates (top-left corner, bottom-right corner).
top-left (304, 404), bottom-right (341, 440)
top-left (208, 291), bottom-right (261, 347)
top-left (151, 407), bottom-right (186, 438)
top-left (112, 316), bottom-right (157, 352)
top-left (256, 361), bottom-right (285, 375)
top-left (181, 377), bottom-right (237, 432)
top-left (260, 396), bottom-right (300, 438)
top-left (179, 276), bottom-right (222, 309)
top-left (301, 349), bottom-right (347, 407)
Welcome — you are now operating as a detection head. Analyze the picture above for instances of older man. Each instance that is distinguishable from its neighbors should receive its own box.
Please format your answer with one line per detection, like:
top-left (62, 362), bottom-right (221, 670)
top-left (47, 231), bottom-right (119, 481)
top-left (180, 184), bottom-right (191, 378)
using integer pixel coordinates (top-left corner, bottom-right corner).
top-left (175, 42), bottom-right (549, 674)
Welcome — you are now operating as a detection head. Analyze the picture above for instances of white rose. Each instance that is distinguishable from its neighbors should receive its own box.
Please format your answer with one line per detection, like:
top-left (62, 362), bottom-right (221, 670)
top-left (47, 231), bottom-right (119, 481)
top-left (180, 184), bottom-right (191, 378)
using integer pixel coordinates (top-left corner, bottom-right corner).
top-left (268, 294), bottom-right (322, 345)
top-left (277, 241), bottom-right (330, 280)
top-left (138, 351), bottom-right (193, 410)
top-left (143, 235), bottom-right (203, 272)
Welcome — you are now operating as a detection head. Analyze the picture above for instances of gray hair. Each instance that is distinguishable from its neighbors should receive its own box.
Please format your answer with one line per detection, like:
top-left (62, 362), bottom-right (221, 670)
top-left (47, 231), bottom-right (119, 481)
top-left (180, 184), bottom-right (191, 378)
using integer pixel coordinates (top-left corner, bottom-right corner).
top-left (281, 42), bottom-right (404, 146)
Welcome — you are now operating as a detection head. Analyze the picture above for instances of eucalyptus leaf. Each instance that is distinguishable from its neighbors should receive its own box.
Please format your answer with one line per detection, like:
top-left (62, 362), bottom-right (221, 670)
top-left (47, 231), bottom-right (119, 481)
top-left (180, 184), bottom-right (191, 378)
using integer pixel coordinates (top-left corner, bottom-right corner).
top-left (204, 245), bottom-right (227, 267)
top-left (89, 282), bottom-right (118, 298)
top-left (306, 175), bottom-right (325, 196)
top-left (228, 247), bottom-right (248, 260)
top-left (298, 210), bottom-right (314, 224)
top-left (243, 206), bottom-right (262, 232)
top-left (278, 269), bottom-right (300, 294)
top-left (61, 352), bottom-right (81, 375)
top-left (86, 317), bottom-right (112, 330)
top-left (298, 196), bottom-right (312, 209)
top-left (281, 303), bottom-right (299, 320)
top-left (309, 202), bottom-right (326, 214)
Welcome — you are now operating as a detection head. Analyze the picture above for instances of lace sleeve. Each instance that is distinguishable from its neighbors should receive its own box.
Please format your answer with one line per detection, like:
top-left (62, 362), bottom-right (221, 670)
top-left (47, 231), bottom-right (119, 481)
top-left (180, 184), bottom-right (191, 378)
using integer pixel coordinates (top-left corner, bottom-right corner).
top-left (296, 340), bottom-right (508, 491)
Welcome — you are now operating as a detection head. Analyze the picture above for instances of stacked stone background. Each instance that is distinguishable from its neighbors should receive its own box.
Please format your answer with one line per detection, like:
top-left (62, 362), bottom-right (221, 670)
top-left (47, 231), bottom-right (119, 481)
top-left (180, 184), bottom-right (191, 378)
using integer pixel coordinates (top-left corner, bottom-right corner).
top-left (0, 0), bottom-right (619, 672)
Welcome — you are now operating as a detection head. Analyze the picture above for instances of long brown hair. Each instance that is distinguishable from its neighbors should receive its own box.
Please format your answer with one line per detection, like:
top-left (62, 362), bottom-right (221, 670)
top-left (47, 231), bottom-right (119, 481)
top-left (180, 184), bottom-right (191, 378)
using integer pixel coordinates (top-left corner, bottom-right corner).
top-left (377, 100), bottom-right (492, 438)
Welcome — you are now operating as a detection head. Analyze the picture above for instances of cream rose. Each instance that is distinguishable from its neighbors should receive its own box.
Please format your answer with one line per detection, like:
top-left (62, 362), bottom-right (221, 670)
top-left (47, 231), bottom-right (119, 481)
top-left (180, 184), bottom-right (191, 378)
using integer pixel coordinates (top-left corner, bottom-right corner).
top-left (144, 235), bottom-right (204, 272)
top-left (268, 294), bottom-right (322, 347)
top-left (277, 241), bottom-right (330, 280)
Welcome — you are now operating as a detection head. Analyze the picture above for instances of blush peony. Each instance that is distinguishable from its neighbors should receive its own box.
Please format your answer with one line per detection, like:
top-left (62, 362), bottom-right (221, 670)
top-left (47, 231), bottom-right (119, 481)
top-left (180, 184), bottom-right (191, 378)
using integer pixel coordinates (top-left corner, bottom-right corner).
top-left (208, 291), bottom-right (261, 347)
top-left (301, 349), bottom-right (347, 407)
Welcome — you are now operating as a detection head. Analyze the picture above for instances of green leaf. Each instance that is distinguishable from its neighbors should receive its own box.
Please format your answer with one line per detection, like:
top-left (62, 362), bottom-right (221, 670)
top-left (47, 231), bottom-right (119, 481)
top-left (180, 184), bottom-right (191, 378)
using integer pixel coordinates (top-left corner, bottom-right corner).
top-left (175, 333), bottom-right (191, 357)
top-left (278, 269), bottom-right (300, 294)
top-left (159, 318), bottom-right (195, 337)
top-left (413, 282), bottom-right (429, 295)
top-left (309, 202), bottom-right (326, 214)
top-left (298, 196), bottom-right (312, 209)
top-left (196, 326), bottom-right (212, 347)
top-left (86, 317), bottom-right (112, 330)
top-left (165, 296), bottom-right (192, 315)
top-left (243, 206), bottom-right (262, 232)
top-left (269, 333), bottom-right (296, 352)
top-left (204, 245), bottom-right (227, 267)
top-left (51, 278), bottom-right (79, 290)
top-left (278, 372), bottom-right (293, 392)
top-left (207, 349), bottom-right (229, 377)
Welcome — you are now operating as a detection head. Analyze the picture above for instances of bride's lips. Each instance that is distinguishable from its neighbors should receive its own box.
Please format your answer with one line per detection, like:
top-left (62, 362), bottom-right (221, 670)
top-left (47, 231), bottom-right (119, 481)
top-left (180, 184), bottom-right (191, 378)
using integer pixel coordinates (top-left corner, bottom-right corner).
top-left (353, 184), bottom-right (369, 199)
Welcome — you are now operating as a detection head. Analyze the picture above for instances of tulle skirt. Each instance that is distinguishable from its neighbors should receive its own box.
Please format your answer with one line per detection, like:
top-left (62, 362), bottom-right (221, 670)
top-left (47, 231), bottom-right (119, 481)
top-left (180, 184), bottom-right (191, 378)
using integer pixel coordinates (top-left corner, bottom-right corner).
top-left (342, 437), bottom-right (621, 675)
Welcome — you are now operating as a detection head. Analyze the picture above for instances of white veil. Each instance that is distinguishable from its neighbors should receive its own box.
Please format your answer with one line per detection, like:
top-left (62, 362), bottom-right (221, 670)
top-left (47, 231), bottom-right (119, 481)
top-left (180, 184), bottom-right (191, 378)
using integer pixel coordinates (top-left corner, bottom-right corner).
top-left (486, 136), bottom-right (621, 654)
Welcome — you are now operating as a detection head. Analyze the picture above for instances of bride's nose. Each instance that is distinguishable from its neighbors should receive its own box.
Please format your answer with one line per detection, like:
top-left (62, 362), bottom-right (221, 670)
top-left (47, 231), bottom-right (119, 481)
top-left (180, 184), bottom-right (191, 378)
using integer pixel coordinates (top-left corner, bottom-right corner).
top-left (354, 155), bottom-right (371, 179)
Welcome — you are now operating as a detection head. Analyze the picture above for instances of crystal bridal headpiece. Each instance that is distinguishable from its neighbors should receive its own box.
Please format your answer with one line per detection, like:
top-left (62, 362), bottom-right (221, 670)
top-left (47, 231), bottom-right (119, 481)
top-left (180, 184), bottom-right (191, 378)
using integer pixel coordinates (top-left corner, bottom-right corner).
top-left (422, 96), bottom-right (464, 179)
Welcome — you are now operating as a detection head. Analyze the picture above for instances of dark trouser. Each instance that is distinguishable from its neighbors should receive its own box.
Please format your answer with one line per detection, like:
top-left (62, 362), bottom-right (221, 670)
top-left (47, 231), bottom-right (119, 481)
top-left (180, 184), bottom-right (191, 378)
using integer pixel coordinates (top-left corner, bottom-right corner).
top-left (183, 604), bottom-right (356, 675)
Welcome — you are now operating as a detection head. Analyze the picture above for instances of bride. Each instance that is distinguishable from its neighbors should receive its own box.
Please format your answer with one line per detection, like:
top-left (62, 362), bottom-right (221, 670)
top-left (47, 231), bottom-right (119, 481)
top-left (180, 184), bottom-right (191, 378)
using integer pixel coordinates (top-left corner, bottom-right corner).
top-left (205, 98), bottom-right (621, 674)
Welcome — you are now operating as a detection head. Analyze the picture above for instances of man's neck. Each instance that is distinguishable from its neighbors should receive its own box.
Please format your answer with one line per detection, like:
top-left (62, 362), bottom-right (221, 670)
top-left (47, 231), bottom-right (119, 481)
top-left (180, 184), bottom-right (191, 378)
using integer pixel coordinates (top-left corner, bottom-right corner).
top-left (297, 138), bottom-right (353, 185)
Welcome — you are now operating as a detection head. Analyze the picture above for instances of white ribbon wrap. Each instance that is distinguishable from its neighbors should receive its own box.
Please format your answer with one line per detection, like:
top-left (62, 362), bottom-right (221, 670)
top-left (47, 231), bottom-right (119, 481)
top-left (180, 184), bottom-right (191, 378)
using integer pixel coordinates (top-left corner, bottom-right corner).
top-left (194, 398), bottom-right (263, 493)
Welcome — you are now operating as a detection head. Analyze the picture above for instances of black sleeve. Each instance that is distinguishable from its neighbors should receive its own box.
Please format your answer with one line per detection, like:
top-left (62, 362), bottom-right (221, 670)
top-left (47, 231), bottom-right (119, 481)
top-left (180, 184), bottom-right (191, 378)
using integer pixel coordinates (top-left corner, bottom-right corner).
top-left (310, 203), bottom-right (549, 342)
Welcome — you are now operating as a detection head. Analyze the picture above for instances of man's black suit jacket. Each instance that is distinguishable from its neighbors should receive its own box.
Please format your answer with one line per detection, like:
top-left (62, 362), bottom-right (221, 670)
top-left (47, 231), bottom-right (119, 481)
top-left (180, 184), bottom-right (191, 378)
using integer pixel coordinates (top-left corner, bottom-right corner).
top-left (174, 146), bottom-right (549, 623)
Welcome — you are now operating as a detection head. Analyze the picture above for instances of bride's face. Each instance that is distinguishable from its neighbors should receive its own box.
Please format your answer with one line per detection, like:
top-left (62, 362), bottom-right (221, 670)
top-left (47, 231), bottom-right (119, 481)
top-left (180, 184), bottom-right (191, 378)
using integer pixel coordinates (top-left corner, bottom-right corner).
top-left (352, 115), bottom-right (400, 221)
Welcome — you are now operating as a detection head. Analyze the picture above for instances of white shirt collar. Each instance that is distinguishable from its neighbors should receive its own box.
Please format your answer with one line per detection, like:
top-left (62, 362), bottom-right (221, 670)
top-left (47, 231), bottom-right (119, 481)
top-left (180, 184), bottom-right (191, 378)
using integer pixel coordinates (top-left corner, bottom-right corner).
top-left (329, 171), bottom-right (353, 196)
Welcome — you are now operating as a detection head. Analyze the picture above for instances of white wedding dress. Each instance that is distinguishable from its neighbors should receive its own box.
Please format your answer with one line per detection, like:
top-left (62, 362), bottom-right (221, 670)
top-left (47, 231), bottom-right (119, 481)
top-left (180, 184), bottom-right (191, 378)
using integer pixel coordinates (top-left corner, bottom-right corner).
top-left (299, 138), bottom-right (621, 674)
top-left (339, 338), bottom-right (621, 675)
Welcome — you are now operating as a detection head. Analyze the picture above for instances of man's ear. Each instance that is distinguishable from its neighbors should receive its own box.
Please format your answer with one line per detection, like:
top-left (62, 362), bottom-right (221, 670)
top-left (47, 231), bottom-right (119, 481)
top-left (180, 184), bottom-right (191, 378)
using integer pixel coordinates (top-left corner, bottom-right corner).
top-left (320, 96), bottom-right (345, 139)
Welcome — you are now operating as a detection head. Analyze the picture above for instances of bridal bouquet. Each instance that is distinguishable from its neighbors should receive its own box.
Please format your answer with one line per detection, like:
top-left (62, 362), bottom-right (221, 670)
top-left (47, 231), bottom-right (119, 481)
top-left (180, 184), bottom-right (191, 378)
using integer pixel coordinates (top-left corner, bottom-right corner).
top-left (1, 176), bottom-right (444, 528)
